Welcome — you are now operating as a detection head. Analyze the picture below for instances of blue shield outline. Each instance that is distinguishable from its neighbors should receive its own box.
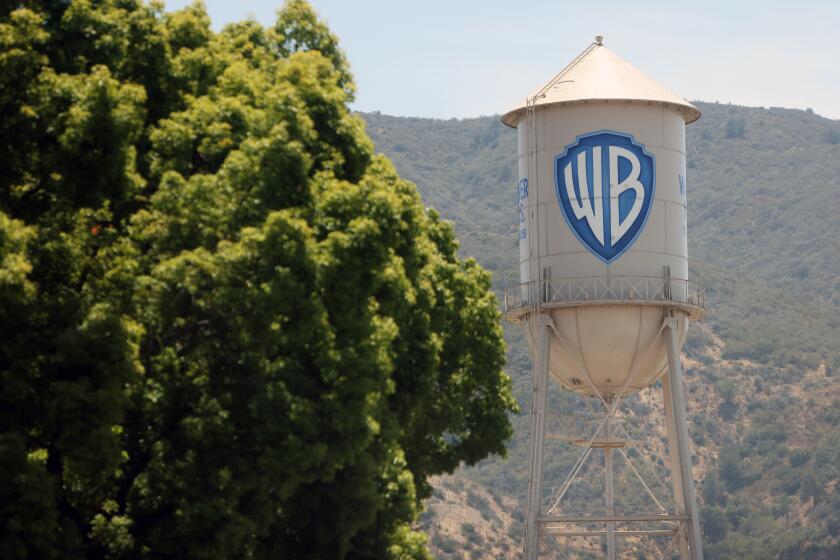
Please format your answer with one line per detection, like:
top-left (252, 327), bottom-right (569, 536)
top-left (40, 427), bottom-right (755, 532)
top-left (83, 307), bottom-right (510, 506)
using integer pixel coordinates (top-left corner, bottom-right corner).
top-left (554, 130), bottom-right (656, 264)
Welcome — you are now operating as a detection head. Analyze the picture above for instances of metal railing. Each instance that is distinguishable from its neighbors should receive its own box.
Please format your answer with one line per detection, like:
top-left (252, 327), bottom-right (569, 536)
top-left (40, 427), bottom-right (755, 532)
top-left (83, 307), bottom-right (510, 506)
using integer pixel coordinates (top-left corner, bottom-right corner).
top-left (503, 276), bottom-right (705, 314)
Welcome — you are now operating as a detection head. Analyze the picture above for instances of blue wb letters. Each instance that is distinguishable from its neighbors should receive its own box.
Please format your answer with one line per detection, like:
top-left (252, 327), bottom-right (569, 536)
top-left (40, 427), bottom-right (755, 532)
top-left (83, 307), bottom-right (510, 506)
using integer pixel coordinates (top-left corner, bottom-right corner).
top-left (554, 131), bottom-right (655, 263)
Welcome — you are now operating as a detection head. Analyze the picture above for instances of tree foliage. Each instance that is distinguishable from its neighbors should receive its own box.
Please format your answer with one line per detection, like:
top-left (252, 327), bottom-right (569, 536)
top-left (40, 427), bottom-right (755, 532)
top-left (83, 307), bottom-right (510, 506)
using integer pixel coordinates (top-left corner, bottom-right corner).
top-left (0, 2), bottom-right (515, 558)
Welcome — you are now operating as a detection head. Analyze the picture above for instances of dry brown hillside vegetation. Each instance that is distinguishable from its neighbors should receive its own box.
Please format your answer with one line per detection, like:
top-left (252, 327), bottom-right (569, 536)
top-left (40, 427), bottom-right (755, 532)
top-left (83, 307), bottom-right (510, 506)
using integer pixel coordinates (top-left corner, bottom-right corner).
top-left (420, 475), bottom-right (599, 560)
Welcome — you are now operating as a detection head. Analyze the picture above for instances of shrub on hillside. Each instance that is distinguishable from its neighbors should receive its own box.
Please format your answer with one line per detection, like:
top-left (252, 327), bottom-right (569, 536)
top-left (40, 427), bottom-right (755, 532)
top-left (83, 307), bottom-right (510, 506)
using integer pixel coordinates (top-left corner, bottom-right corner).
top-left (725, 116), bottom-right (747, 138)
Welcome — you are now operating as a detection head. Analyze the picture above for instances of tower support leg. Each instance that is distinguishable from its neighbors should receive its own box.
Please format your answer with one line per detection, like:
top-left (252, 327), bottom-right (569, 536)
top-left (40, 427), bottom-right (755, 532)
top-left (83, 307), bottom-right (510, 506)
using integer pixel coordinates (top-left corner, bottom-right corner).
top-left (524, 313), bottom-right (551, 560)
top-left (662, 373), bottom-right (691, 559)
top-left (605, 416), bottom-right (616, 560)
top-left (663, 315), bottom-right (704, 560)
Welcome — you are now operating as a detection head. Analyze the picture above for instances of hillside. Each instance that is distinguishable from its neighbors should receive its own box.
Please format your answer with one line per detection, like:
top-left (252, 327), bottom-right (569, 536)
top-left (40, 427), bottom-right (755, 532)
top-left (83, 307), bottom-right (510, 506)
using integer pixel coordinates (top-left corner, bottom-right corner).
top-left (362, 103), bottom-right (840, 559)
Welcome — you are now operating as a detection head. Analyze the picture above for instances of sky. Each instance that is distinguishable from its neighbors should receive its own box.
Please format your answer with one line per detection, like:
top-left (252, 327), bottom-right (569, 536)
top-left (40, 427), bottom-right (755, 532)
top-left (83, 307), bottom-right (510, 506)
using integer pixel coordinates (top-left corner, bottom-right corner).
top-left (166, 0), bottom-right (840, 120)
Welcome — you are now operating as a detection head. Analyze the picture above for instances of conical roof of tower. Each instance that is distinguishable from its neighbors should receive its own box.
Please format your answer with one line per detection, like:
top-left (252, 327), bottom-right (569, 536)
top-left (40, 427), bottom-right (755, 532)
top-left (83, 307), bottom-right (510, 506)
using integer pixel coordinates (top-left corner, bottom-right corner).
top-left (501, 38), bottom-right (701, 127)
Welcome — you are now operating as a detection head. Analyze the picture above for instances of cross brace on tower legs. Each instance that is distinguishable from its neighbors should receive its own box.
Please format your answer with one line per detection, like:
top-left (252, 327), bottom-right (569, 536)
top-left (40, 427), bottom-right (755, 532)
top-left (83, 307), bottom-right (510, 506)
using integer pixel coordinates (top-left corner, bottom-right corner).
top-left (522, 311), bottom-right (704, 560)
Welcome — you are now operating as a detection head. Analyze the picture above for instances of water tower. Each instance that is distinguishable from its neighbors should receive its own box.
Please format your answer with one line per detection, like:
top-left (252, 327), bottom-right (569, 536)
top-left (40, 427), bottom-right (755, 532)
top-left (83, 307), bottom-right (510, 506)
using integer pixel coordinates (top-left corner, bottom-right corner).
top-left (502, 37), bottom-right (706, 560)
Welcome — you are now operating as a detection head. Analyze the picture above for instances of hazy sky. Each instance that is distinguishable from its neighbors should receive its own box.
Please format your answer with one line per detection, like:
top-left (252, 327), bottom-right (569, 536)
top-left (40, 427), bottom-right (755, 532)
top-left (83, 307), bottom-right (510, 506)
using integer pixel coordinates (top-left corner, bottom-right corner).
top-left (166, 0), bottom-right (840, 120)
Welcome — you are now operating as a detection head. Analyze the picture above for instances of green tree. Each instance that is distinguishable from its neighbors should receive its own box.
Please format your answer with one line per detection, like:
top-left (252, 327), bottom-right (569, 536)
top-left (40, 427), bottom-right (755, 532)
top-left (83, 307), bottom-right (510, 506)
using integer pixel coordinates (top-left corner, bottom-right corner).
top-left (701, 507), bottom-right (728, 543)
top-left (701, 470), bottom-right (722, 507)
top-left (799, 468), bottom-right (820, 504)
top-left (0, 2), bottom-right (515, 559)
top-left (718, 445), bottom-right (745, 492)
top-left (725, 115), bottom-right (746, 139)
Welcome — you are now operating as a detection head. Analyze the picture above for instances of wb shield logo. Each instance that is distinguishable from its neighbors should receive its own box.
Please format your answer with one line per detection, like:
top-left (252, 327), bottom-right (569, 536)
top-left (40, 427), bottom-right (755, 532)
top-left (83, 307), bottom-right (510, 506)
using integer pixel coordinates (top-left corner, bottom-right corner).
top-left (555, 131), bottom-right (655, 263)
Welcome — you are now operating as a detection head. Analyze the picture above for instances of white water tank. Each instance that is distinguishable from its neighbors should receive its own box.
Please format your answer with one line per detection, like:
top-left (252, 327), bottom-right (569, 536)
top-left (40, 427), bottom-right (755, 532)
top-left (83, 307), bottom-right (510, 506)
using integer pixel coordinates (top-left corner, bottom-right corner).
top-left (503, 39), bottom-right (704, 399)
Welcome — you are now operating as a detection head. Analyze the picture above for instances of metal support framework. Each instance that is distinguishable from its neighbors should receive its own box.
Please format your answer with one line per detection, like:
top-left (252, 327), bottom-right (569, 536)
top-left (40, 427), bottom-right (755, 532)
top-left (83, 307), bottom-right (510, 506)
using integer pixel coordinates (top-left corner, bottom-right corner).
top-left (663, 314), bottom-right (705, 560)
top-left (524, 313), bottom-right (551, 560)
top-left (539, 514), bottom-right (688, 523)
top-left (605, 416), bottom-right (616, 560)
top-left (521, 306), bottom-right (705, 560)
top-left (544, 529), bottom-right (678, 538)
